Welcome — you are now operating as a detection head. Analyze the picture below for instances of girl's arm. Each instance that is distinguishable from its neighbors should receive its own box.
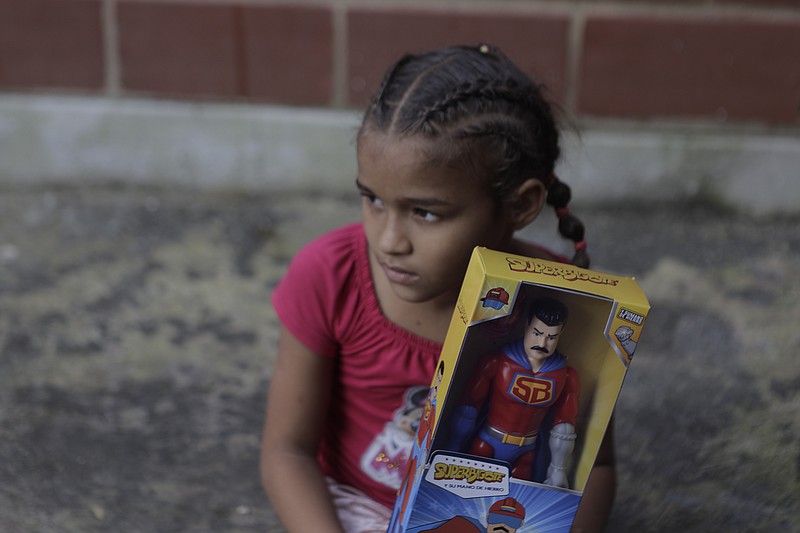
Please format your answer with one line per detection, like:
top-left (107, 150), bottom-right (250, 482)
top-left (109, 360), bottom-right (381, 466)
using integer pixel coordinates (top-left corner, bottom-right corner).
top-left (571, 421), bottom-right (616, 533)
top-left (260, 326), bottom-right (345, 533)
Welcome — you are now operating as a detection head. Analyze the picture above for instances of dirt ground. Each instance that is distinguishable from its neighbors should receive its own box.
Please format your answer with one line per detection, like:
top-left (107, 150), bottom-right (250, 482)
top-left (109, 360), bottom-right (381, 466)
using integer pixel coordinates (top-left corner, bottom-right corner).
top-left (1, 184), bottom-right (798, 532)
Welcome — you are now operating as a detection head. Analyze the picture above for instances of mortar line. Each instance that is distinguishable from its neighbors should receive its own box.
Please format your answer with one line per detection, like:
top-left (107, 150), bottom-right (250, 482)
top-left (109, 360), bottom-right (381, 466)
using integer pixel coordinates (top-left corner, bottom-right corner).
top-left (102, 0), bottom-right (121, 97)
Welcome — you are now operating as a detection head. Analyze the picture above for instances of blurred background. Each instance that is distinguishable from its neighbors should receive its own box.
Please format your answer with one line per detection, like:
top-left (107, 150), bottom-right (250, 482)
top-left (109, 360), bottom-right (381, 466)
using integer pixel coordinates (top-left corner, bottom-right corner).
top-left (0, 0), bottom-right (798, 531)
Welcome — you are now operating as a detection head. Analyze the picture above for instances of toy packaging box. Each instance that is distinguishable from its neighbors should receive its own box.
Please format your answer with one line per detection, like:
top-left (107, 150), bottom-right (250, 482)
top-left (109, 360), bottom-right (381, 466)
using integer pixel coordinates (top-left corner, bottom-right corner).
top-left (388, 247), bottom-right (650, 533)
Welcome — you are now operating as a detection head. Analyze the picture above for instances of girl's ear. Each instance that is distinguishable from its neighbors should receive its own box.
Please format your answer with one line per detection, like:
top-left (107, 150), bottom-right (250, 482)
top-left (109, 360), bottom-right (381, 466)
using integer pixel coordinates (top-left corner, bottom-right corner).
top-left (509, 178), bottom-right (546, 230)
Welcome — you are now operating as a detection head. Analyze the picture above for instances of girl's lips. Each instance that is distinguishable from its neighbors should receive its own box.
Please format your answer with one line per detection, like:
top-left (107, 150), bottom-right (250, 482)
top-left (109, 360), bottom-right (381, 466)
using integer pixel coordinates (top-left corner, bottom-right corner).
top-left (381, 262), bottom-right (418, 285)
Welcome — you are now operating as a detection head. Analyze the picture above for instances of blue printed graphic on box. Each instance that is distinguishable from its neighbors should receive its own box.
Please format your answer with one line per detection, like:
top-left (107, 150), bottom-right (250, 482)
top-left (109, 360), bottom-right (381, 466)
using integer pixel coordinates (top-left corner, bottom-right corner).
top-left (400, 452), bottom-right (581, 532)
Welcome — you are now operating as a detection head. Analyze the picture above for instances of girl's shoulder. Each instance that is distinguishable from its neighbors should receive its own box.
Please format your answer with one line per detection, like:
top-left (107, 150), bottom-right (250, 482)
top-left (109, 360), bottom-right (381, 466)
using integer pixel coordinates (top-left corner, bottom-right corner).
top-left (273, 223), bottom-right (369, 357)
top-left (285, 223), bottom-right (365, 278)
top-left (299, 222), bottom-right (363, 256)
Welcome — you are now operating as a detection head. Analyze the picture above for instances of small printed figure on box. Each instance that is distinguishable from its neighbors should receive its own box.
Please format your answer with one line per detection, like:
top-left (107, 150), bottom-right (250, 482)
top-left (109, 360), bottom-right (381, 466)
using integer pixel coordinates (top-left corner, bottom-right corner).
top-left (481, 287), bottom-right (510, 310)
top-left (614, 325), bottom-right (638, 357)
top-left (408, 496), bottom-right (526, 533)
top-left (418, 360), bottom-right (445, 457)
top-left (393, 361), bottom-right (446, 528)
top-left (448, 296), bottom-right (579, 487)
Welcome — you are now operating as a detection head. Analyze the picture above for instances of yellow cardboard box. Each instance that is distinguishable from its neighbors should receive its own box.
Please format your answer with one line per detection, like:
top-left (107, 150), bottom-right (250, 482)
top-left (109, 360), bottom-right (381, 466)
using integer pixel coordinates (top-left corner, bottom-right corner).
top-left (388, 247), bottom-right (650, 533)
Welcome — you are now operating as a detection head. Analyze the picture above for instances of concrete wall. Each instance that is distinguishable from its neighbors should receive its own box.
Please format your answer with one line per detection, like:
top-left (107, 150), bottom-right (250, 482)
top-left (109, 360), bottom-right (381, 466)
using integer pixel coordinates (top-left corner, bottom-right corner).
top-left (1, 0), bottom-right (799, 214)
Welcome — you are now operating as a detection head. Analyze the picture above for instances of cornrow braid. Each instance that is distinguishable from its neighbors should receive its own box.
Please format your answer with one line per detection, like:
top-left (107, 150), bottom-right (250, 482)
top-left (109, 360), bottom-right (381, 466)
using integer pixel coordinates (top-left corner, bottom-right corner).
top-left (360, 43), bottom-right (591, 268)
top-left (411, 77), bottom-right (525, 134)
top-left (366, 54), bottom-right (416, 129)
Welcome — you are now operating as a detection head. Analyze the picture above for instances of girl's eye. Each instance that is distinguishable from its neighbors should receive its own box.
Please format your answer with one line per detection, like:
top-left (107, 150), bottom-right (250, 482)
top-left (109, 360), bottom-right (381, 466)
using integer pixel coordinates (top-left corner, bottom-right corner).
top-left (414, 208), bottom-right (440, 222)
top-left (362, 193), bottom-right (384, 208)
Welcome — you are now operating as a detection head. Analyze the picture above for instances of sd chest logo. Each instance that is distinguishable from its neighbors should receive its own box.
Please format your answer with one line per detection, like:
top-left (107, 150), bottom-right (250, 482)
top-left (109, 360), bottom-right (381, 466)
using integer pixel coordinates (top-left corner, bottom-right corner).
top-left (508, 373), bottom-right (556, 406)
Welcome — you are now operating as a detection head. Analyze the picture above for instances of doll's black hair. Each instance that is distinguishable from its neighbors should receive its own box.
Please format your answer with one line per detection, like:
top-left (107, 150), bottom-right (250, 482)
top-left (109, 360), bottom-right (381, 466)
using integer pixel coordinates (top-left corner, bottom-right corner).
top-left (526, 296), bottom-right (569, 327)
top-left (360, 43), bottom-right (589, 268)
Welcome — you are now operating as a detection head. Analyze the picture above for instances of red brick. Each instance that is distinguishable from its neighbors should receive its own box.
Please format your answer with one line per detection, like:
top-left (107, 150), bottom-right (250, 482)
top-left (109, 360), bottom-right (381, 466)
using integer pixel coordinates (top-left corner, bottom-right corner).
top-left (118, 2), bottom-right (240, 98)
top-left (583, 0), bottom-right (705, 3)
top-left (242, 5), bottom-right (333, 105)
top-left (579, 15), bottom-right (800, 124)
top-left (0, 0), bottom-right (104, 90)
top-left (347, 8), bottom-right (569, 108)
top-left (715, 0), bottom-right (800, 7)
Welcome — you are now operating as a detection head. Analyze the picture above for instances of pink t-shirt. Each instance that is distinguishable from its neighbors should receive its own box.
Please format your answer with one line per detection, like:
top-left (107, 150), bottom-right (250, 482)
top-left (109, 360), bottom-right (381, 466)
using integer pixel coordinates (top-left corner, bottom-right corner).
top-left (272, 223), bottom-right (442, 508)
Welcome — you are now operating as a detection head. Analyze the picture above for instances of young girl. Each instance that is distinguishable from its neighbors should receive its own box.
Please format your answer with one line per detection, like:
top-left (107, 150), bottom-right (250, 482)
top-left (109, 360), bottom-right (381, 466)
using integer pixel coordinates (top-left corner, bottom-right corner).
top-left (260, 44), bottom-right (615, 533)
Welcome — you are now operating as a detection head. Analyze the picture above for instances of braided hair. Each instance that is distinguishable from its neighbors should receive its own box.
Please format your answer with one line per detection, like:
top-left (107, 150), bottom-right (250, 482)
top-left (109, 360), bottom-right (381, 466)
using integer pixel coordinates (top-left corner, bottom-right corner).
top-left (360, 44), bottom-right (589, 268)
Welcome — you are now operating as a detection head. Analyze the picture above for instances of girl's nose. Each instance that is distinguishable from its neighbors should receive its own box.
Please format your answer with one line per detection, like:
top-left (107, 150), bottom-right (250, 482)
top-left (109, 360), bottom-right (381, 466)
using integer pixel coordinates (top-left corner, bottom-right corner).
top-left (378, 215), bottom-right (412, 255)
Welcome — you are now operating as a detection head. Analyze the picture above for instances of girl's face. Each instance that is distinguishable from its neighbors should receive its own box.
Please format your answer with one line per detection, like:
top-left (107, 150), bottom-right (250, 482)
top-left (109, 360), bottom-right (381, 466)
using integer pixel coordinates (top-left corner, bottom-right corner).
top-left (357, 132), bottom-right (516, 307)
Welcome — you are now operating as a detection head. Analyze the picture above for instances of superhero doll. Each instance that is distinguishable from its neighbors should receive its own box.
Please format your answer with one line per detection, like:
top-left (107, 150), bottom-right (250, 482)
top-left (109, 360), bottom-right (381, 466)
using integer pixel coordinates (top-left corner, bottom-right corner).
top-left (448, 296), bottom-right (579, 487)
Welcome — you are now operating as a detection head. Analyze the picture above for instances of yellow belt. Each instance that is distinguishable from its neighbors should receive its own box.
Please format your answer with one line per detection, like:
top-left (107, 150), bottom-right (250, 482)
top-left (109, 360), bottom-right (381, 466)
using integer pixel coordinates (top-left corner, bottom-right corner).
top-left (485, 425), bottom-right (538, 447)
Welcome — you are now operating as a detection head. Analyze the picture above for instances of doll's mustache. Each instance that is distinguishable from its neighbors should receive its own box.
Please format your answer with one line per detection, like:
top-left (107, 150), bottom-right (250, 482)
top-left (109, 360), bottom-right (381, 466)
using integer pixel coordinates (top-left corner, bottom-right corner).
top-left (530, 345), bottom-right (550, 353)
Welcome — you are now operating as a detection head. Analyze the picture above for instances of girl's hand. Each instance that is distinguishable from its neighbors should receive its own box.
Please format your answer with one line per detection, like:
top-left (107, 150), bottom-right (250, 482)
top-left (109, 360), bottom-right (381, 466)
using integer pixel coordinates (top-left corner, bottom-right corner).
top-left (571, 421), bottom-right (616, 533)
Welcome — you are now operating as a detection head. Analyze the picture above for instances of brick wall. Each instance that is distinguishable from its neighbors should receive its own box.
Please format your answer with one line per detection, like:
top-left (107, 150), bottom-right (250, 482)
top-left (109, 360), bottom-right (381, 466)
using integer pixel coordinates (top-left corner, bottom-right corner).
top-left (1, 0), bottom-right (799, 127)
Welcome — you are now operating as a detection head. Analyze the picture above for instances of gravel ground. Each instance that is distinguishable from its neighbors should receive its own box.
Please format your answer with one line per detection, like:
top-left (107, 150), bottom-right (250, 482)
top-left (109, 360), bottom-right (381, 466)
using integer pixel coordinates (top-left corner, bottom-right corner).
top-left (1, 184), bottom-right (798, 532)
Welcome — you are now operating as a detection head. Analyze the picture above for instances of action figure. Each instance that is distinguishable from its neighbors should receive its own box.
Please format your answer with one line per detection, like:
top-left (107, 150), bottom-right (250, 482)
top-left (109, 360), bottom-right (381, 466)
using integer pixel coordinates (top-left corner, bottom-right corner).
top-left (408, 496), bottom-right (526, 533)
top-left (449, 296), bottom-right (579, 487)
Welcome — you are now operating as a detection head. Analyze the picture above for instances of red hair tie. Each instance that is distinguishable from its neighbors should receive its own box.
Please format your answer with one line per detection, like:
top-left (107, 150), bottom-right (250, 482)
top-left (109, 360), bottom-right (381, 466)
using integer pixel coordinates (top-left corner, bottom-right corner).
top-left (574, 240), bottom-right (587, 251)
top-left (555, 207), bottom-right (570, 218)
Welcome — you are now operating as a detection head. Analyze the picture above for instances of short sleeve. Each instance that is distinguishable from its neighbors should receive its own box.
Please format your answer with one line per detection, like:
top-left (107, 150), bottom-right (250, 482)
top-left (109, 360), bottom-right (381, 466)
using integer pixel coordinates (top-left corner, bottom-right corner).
top-left (271, 225), bottom-right (359, 357)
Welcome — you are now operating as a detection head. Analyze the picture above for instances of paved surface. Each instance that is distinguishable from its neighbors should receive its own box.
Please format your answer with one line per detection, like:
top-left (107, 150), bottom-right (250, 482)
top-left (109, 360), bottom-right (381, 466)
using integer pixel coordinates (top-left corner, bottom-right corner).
top-left (1, 184), bottom-right (798, 532)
